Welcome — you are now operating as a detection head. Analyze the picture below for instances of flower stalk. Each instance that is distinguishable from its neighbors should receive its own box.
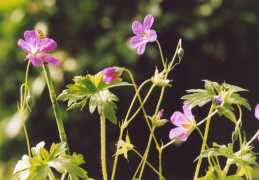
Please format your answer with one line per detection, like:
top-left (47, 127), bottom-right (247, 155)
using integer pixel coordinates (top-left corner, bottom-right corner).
top-left (19, 61), bottom-right (31, 157)
top-left (42, 62), bottom-right (70, 155)
top-left (100, 114), bottom-right (108, 180)
top-left (194, 105), bottom-right (214, 179)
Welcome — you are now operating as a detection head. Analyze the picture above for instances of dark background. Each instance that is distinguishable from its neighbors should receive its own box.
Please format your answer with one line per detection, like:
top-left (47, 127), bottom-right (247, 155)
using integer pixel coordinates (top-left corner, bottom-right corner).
top-left (1, 0), bottom-right (259, 179)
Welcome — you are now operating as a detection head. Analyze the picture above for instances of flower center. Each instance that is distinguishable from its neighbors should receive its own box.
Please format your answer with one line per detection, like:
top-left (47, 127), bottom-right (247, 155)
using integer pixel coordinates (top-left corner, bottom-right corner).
top-left (141, 30), bottom-right (149, 40)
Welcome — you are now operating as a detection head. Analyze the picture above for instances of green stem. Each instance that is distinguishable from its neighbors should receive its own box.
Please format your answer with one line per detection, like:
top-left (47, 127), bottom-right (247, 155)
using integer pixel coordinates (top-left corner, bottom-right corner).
top-left (247, 129), bottom-right (259, 146)
top-left (111, 81), bottom-right (154, 180)
top-left (137, 127), bottom-right (155, 179)
top-left (48, 169), bottom-right (55, 180)
top-left (156, 40), bottom-right (166, 69)
top-left (125, 80), bottom-right (153, 125)
top-left (132, 149), bottom-right (165, 180)
top-left (168, 39), bottom-right (182, 71)
top-left (194, 105), bottom-right (214, 179)
top-left (100, 114), bottom-right (108, 180)
top-left (124, 69), bottom-right (151, 131)
top-left (19, 61), bottom-right (31, 157)
top-left (111, 126), bottom-right (124, 180)
top-left (42, 62), bottom-right (70, 155)
top-left (61, 172), bottom-right (67, 180)
top-left (158, 147), bottom-right (162, 180)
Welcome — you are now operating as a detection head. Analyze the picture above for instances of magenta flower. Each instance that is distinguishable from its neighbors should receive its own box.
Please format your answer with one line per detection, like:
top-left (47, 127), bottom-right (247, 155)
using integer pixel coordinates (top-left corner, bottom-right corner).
top-left (102, 67), bottom-right (122, 84)
top-left (255, 104), bottom-right (259, 120)
top-left (130, 14), bottom-right (157, 55)
top-left (18, 30), bottom-right (60, 67)
top-left (169, 103), bottom-right (196, 141)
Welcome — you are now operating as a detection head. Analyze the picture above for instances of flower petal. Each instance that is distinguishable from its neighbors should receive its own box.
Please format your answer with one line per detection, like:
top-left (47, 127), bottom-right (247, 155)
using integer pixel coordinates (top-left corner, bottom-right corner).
top-left (148, 30), bottom-right (157, 42)
top-left (179, 133), bottom-right (191, 141)
top-left (143, 14), bottom-right (154, 30)
top-left (183, 103), bottom-right (194, 121)
top-left (132, 21), bottom-right (144, 35)
top-left (130, 36), bottom-right (144, 48)
top-left (137, 42), bottom-right (146, 55)
top-left (255, 103), bottom-right (259, 120)
top-left (41, 55), bottom-right (60, 67)
top-left (24, 30), bottom-right (40, 48)
top-left (170, 111), bottom-right (188, 126)
top-left (28, 55), bottom-right (43, 66)
top-left (169, 126), bottom-right (187, 140)
top-left (103, 74), bottom-right (119, 84)
top-left (102, 67), bottom-right (117, 76)
top-left (17, 39), bottom-right (31, 53)
top-left (39, 38), bottom-right (57, 53)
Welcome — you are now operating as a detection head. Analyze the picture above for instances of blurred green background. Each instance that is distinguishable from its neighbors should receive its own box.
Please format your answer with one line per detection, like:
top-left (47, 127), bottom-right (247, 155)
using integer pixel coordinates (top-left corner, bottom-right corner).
top-left (1, 0), bottom-right (259, 179)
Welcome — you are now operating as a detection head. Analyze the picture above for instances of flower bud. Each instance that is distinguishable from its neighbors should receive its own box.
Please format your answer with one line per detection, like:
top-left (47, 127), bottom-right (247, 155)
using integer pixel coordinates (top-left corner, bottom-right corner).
top-left (151, 69), bottom-right (170, 87)
top-left (150, 110), bottom-right (168, 127)
top-left (177, 48), bottom-right (184, 60)
top-left (214, 95), bottom-right (223, 105)
top-left (102, 67), bottom-right (123, 84)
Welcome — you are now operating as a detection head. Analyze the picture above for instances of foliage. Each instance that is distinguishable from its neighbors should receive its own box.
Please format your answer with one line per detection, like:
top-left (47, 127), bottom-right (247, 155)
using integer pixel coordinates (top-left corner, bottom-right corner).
top-left (1, 0), bottom-right (259, 179)
top-left (13, 141), bottom-right (88, 180)
top-left (57, 72), bottom-right (131, 124)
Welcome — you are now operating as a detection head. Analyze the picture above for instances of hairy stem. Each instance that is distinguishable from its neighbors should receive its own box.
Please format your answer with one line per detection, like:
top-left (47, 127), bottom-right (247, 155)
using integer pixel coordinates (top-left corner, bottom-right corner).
top-left (137, 127), bottom-right (155, 179)
top-left (132, 149), bottom-right (165, 179)
top-left (19, 61), bottom-right (31, 157)
top-left (42, 62), bottom-right (70, 155)
top-left (100, 115), bottom-right (108, 180)
top-left (194, 105), bottom-right (214, 179)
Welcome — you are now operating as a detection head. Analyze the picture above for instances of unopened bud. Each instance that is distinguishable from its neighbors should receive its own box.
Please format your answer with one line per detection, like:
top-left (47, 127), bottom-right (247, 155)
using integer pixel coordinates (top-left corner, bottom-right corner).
top-left (177, 48), bottom-right (184, 60)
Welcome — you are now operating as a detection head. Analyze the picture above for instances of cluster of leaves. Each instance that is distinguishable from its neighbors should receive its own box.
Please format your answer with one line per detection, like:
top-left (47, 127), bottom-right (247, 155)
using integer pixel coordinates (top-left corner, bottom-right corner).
top-left (57, 72), bottom-right (131, 124)
top-left (182, 80), bottom-right (251, 123)
top-left (196, 143), bottom-right (258, 180)
top-left (13, 141), bottom-right (88, 180)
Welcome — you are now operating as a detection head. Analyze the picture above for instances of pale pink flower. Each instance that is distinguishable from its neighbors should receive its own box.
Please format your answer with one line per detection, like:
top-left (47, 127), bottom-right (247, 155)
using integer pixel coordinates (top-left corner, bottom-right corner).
top-left (169, 103), bottom-right (196, 141)
top-left (130, 14), bottom-right (157, 55)
top-left (18, 30), bottom-right (59, 66)
top-left (255, 103), bottom-right (259, 120)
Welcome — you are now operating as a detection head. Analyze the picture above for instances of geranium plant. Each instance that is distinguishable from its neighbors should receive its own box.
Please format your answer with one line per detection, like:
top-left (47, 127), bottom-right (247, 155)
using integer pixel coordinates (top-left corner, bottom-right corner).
top-left (13, 14), bottom-right (259, 180)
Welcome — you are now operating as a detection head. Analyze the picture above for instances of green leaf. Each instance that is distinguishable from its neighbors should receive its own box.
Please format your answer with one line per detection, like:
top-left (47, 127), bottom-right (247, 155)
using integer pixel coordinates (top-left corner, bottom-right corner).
top-left (13, 155), bottom-right (30, 175)
top-left (57, 72), bottom-right (131, 120)
top-left (48, 155), bottom-right (88, 179)
top-left (89, 90), bottom-right (118, 124)
top-left (49, 141), bottom-right (67, 160)
top-left (72, 153), bottom-right (86, 165)
top-left (224, 83), bottom-right (248, 93)
top-left (222, 108), bottom-right (237, 123)
top-left (14, 142), bottom-right (88, 180)
top-left (225, 176), bottom-right (244, 180)
top-left (203, 80), bottom-right (221, 94)
top-left (231, 94), bottom-right (251, 110)
top-left (31, 141), bottom-right (46, 158)
top-left (27, 157), bottom-right (49, 180)
top-left (194, 143), bottom-right (234, 162)
top-left (181, 90), bottom-right (214, 108)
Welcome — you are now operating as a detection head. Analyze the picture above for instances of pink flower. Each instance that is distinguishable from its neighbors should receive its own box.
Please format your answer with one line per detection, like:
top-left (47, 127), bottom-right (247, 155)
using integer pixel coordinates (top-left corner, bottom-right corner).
top-left (130, 14), bottom-right (157, 55)
top-left (17, 30), bottom-right (60, 67)
top-left (169, 103), bottom-right (196, 141)
top-left (255, 104), bottom-right (259, 140)
top-left (255, 104), bottom-right (259, 120)
top-left (102, 67), bottom-right (122, 84)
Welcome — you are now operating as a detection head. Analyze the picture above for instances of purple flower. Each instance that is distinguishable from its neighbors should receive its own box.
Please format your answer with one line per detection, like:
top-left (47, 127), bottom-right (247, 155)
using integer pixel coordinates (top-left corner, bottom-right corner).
top-left (214, 95), bottom-right (223, 105)
top-left (102, 67), bottom-right (121, 84)
top-left (169, 103), bottom-right (196, 141)
top-left (255, 104), bottom-right (259, 120)
top-left (130, 14), bottom-right (157, 55)
top-left (18, 30), bottom-right (60, 67)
